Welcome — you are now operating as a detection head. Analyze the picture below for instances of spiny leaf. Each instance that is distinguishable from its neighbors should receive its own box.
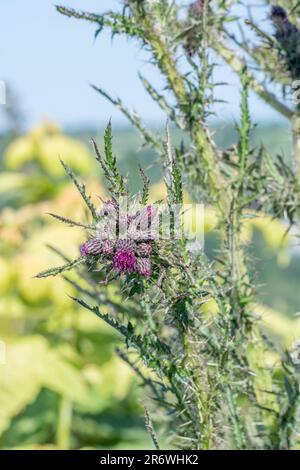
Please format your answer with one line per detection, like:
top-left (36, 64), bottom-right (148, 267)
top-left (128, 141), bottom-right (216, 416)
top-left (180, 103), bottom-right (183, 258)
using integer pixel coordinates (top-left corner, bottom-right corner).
top-left (237, 65), bottom-right (251, 180)
top-left (104, 120), bottom-right (115, 169)
top-left (116, 348), bottom-right (162, 401)
top-left (165, 125), bottom-right (183, 205)
top-left (60, 159), bottom-right (98, 220)
top-left (56, 6), bottom-right (102, 24)
top-left (91, 84), bottom-right (163, 152)
top-left (47, 212), bottom-right (96, 230)
top-left (144, 408), bottom-right (160, 450)
top-left (139, 166), bottom-right (150, 205)
top-left (138, 72), bottom-right (184, 129)
top-left (91, 122), bottom-right (126, 196)
top-left (56, 5), bottom-right (141, 38)
top-left (69, 296), bottom-right (129, 338)
top-left (35, 257), bottom-right (85, 279)
top-left (90, 138), bottom-right (113, 184)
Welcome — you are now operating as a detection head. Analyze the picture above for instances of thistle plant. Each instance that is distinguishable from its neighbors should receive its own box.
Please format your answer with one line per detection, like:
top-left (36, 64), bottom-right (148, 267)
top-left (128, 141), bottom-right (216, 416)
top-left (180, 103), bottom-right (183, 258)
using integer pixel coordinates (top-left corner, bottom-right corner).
top-left (38, 1), bottom-right (300, 449)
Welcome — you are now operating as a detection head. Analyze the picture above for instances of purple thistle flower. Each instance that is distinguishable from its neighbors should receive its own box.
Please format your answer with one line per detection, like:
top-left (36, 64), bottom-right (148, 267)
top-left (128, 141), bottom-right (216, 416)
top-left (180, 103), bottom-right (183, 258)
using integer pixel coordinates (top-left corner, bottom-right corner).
top-left (80, 238), bottom-right (103, 256)
top-left (113, 248), bottom-right (137, 274)
top-left (136, 242), bottom-right (152, 257)
top-left (136, 258), bottom-right (152, 278)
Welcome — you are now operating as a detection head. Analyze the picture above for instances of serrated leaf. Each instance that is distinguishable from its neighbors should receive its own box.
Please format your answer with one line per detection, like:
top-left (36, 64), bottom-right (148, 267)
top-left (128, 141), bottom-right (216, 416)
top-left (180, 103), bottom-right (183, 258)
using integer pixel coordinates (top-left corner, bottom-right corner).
top-left (60, 159), bottom-right (98, 219)
top-left (36, 256), bottom-right (85, 278)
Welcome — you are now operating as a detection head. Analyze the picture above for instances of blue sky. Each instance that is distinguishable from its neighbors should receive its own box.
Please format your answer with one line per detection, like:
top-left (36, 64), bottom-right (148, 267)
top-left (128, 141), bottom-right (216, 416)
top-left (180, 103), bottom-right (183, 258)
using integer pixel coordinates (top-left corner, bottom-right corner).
top-left (0, 0), bottom-right (285, 131)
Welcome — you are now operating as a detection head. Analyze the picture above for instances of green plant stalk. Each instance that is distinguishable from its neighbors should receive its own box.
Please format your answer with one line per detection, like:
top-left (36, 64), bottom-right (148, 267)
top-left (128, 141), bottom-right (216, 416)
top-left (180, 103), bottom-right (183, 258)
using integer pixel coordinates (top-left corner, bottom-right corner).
top-left (179, 322), bottom-right (214, 449)
top-left (153, 38), bottom-right (228, 213)
top-left (228, 204), bottom-right (278, 437)
top-left (226, 71), bottom-right (277, 440)
top-left (128, 4), bottom-right (229, 215)
top-left (225, 385), bottom-right (247, 449)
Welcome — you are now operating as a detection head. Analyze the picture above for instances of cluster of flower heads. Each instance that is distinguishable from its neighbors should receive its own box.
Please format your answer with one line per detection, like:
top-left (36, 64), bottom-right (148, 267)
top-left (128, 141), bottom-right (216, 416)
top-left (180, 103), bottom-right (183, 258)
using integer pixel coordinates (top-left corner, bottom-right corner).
top-left (80, 199), bottom-right (158, 278)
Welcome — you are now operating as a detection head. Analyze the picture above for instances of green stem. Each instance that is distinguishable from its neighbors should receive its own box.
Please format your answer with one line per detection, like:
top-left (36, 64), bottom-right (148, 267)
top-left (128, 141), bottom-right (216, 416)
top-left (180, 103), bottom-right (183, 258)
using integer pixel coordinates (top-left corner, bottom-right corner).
top-left (225, 386), bottom-right (247, 449)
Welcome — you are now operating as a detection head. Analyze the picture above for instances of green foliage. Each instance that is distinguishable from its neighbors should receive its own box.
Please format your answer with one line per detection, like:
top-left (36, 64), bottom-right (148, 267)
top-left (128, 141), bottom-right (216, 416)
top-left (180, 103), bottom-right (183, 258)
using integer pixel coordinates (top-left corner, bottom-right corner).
top-left (38, 0), bottom-right (300, 450)
top-left (91, 122), bottom-right (127, 197)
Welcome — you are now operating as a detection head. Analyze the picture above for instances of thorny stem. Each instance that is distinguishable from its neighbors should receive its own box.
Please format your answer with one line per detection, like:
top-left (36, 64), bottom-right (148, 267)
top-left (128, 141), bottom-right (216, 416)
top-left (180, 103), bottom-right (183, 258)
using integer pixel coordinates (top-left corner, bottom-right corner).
top-left (128, 1), bottom-right (229, 215)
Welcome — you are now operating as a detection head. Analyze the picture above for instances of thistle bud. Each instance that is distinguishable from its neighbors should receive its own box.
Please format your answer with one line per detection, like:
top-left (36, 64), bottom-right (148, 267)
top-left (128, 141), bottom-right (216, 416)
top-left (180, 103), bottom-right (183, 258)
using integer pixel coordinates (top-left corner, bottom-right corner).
top-left (136, 242), bottom-right (152, 257)
top-left (80, 238), bottom-right (103, 256)
top-left (115, 238), bottom-right (136, 253)
top-left (101, 239), bottom-right (114, 256)
top-left (136, 257), bottom-right (152, 278)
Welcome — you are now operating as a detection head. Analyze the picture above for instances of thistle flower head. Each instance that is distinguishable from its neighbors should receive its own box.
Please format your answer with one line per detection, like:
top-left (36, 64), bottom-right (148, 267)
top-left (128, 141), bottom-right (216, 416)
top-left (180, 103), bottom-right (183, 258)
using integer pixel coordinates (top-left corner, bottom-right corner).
top-left (82, 199), bottom-right (157, 277)
top-left (103, 198), bottom-right (118, 213)
top-left (270, 4), bottom-right (300, 78)
top-left (136, 257), bottom-right (152, 278)
top-left (146, 205), bottom-right (155, 217)
top-left (115, 238), bottom-right (136, 252)
top-left (113, 240), bottom-right (137, 274)
top-left (80, 238), bottom-right (103, 256)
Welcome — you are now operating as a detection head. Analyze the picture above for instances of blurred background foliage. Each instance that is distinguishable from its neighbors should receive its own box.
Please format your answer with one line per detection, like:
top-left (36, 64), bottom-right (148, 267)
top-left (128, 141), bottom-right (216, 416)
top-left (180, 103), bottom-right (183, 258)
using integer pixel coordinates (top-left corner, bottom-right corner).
top-left (1, 120), bottom-right (300, 449)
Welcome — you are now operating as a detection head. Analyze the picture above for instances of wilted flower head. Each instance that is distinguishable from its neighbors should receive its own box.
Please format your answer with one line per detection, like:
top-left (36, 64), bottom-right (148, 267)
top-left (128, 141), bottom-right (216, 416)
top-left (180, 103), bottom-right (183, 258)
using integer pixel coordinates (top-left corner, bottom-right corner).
top-left (189, 0), bottom-right (205, 18)
top-left (183, 0), bottom-right (210, 57)
top-left (271, 6), bottom-right (287, 21)
top-left (270, 5), bottom-right (298, 40)
top-left (270, 5), bottom-right (300, 79)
